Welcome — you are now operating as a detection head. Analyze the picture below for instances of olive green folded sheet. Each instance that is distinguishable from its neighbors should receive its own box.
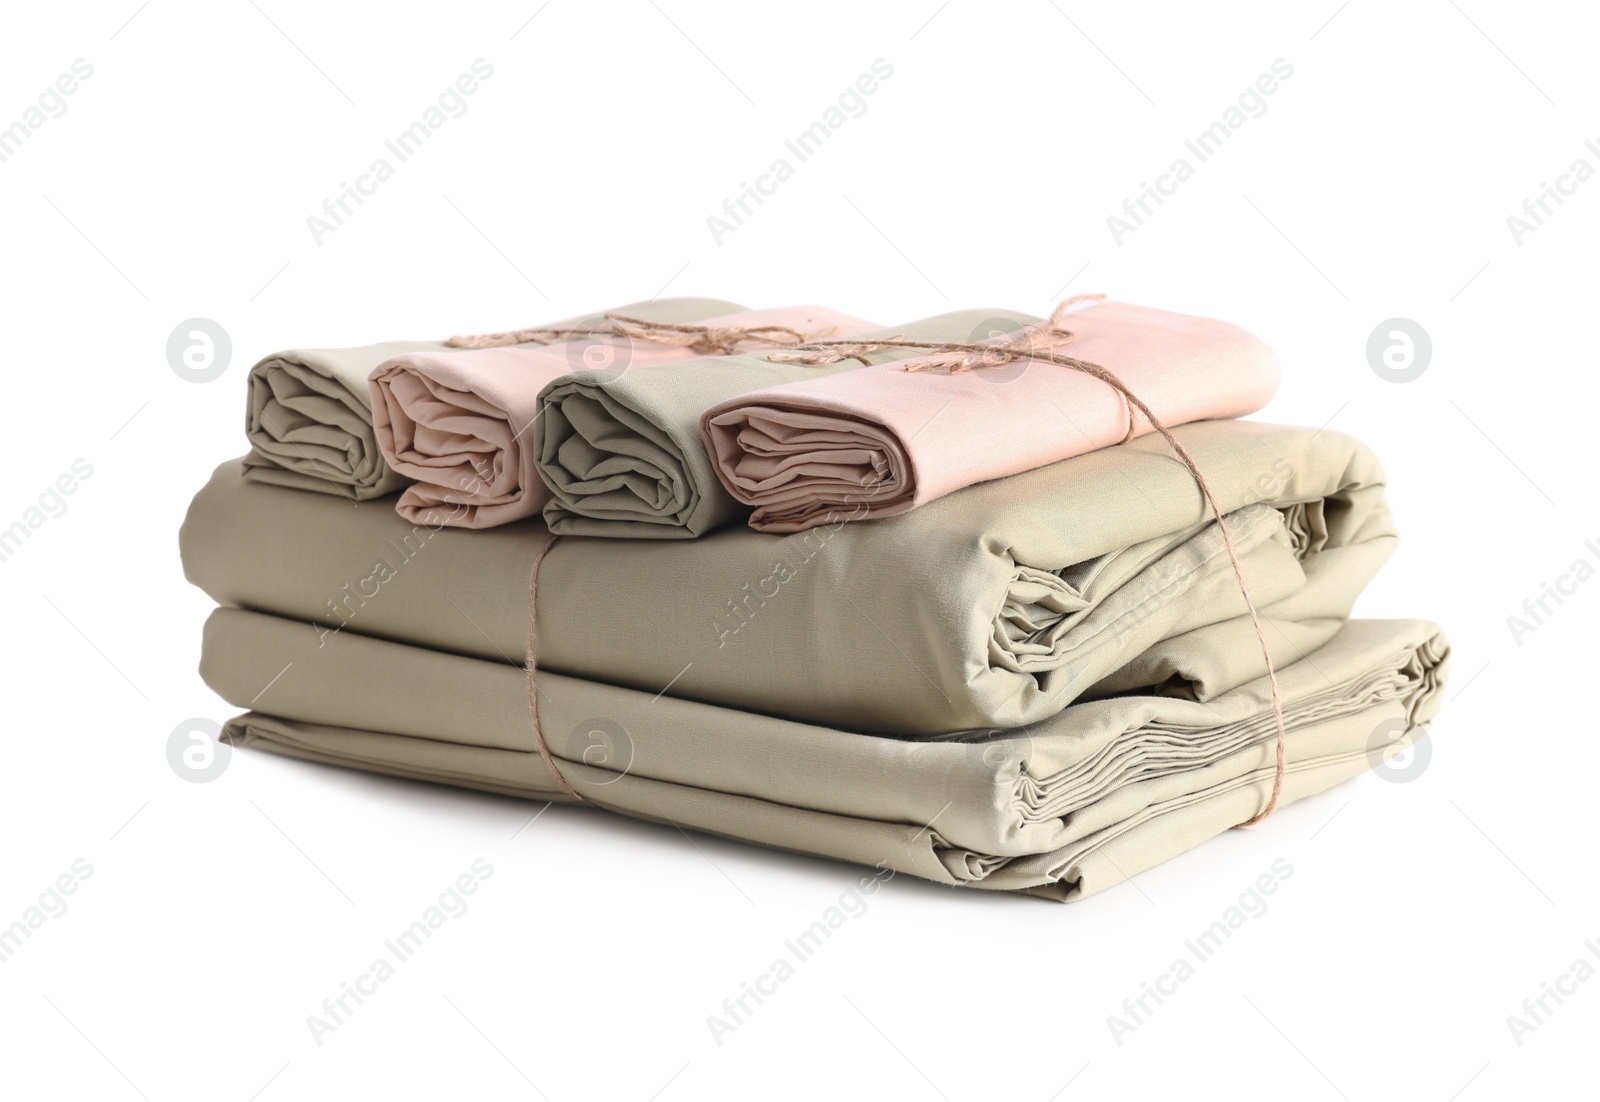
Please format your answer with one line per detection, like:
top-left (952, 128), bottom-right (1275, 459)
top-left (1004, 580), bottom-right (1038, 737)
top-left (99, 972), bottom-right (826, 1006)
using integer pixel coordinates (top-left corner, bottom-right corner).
top-left (241, 297), bottom-right (744, 500)
top-left (535, 310), bottom-right (1040, 538)
top-left (183, 421), bottom-right (1396, 737)
top-left (203, 609), bottom-right (1448, 900)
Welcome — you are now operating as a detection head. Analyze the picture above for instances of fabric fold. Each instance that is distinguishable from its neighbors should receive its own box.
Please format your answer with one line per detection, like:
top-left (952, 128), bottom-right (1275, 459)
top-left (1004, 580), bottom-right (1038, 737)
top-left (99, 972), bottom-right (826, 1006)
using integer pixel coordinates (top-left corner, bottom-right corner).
top-left (203, 611), bottom-right (1448, 900)
top-left (702, 299), bottom-right (1281, 532)
top-left (536, 309), bottom-right (1036, 538)
top-left (242, 297), bottom-right (744, 500)
top-left (183, 421), bottom-right (1395, 736)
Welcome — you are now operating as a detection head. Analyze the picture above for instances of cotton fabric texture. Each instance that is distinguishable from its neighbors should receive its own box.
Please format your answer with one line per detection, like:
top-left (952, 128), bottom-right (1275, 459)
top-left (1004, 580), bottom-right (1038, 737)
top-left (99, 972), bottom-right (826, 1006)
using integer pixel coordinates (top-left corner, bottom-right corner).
top-left (702, 299), bottom-right (1281, 533)
top-left (200, 608), bottom-right (1447, 900)
top-left (370, 306), bottom-right (874, 529)
top-left (182, 420), bottom-right (1395, 736)
top-left (242, 297), bottom-right (743, 500)
top-left (536, 309), bottom-right (1037, 539)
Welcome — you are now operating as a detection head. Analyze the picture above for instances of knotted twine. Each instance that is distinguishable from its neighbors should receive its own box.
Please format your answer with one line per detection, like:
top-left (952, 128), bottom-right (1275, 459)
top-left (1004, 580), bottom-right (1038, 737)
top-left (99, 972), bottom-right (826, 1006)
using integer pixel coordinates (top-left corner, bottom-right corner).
top-left (518, 294), bottom-right (1289, 827)
top-left (770, 293), bottom-right (1140, 445)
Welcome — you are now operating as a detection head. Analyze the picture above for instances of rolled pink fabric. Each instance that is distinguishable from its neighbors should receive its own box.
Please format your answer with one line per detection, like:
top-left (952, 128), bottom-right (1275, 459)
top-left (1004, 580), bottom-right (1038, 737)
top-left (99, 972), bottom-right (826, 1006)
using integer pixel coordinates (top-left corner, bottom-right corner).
top-left (370, 306), bottom-right (865, 528)
top-left (701, 299), bottom-right (1281, 533)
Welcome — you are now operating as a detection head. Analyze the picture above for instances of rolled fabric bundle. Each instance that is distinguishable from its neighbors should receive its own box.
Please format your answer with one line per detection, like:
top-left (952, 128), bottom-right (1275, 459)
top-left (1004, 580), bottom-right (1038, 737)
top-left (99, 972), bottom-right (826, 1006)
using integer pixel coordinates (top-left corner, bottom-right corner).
top-left (370, 306), bottom-right (874, 529)
top-left (536, 309), bottom-right (1033, 539)
top-left (203, 610), bottom-right (1448, 900)
top-left (180, 421), bottom-right (1397, 735)
top-left (242, 297), bottom-right (744, 500)
top-left (702, 298), bottom-right (1281, 533)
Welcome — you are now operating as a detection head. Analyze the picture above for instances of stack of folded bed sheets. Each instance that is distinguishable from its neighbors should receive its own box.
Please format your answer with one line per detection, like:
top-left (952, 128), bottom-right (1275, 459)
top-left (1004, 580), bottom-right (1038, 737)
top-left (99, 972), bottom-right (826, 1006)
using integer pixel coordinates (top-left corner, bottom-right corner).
top-left (181, 295), bottom-right (1448, 901)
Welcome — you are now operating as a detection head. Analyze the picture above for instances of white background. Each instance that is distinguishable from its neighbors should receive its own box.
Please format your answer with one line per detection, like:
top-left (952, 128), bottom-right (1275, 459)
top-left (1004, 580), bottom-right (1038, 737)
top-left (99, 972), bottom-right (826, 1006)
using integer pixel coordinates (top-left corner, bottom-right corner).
top-left (1, 1), bottom-right (1595, 1098)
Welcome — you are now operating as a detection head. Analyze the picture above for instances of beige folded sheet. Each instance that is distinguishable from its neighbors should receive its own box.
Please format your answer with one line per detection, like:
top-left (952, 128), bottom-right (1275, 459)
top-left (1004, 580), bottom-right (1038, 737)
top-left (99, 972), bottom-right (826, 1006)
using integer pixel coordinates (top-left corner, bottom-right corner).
top-left (202, 609), bottom-right (1447, 900)
top-left (182, 420), bottom-right (1396, 736)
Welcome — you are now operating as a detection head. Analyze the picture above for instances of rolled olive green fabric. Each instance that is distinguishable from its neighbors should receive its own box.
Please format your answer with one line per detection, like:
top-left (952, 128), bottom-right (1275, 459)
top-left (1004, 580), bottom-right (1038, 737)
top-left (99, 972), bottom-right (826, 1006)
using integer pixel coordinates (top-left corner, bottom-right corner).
top-left (182, 420), bottom-right (1396, 736)
top-left (205, 610), bottom-right (1448, 900)
top-left (242, 297), bottom-right (745, 500)
top-left (536, 310), bottom-right (1039, 538)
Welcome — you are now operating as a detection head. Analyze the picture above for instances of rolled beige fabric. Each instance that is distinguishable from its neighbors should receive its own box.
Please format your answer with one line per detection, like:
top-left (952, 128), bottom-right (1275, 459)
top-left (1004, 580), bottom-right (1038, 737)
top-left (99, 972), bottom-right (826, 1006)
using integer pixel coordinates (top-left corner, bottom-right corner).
top-left (181, 420), bottom-right (1397, 736)
top-left (535, 309), bottom-right (1034, 538)
top-left (204, 611), bottom-right (1448, 900)
top-left (241, 297), bottom-right (744, 500)
top-left (369, 306), bottom-right (876, 528)
top-left (701, 298), bottom-right (1280, 533)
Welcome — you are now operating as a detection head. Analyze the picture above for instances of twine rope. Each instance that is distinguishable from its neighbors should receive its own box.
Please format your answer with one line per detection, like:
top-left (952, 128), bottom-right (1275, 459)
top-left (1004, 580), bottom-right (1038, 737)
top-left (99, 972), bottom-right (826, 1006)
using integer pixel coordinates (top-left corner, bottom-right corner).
top-left (526, 534), bottom-right (587, 804)
top-left (447, 313), bottom-right (835, 354)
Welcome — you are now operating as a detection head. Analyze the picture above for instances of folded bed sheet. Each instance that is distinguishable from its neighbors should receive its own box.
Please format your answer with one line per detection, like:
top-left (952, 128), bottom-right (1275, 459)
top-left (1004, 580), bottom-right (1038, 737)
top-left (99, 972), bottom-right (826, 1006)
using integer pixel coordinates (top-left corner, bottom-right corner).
top-left (535, 309), bottom-right (1039, 538)
top-left (203, 610), bottom-right (1448, 900)
top-left (371, 305), bottom-right (878, 529)
top-left (702, 298), bottom-right (1280, 533)
top-left (181, 420), bottom-right (1397, 736)
top-left (242, 297), bottom-right (743, 500)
